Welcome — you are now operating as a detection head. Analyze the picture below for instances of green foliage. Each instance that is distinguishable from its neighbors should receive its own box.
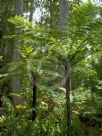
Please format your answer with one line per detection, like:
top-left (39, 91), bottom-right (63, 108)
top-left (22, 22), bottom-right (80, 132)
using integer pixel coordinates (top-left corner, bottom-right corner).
top-left (0, 90), bottom-right (66, 136)
top-left (72, 115), bottom-right (81, 135)
top-left (0, 1), bottom-right (102, 136)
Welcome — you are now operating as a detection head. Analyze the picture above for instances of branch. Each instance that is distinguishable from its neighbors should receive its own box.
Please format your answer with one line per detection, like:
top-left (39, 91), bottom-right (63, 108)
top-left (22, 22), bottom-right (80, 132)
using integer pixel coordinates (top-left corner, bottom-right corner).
top-left (69, 38), bottom-right (88, 63)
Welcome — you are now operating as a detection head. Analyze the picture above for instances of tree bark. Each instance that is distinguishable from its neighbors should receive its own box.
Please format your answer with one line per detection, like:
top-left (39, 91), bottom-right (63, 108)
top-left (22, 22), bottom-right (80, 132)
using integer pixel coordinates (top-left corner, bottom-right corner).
top-left (12, 0), bottom-right (23, 106)
top-left (32, 85), bottom-right (36, 121)
top-left (65, 61), bottom-right (71, 136)
top-left (49, 0), bottom-right (54, 28)
top-left (15, 0), bottom-right (23, 16)
top-left (31, 71), bottom-right (37, 121)
top-left (59, 0), bottom-right (71, 136)
top-left (59, 0), bottom-right (68, 31)
top-left (29, 0), bottom-right (34, 22)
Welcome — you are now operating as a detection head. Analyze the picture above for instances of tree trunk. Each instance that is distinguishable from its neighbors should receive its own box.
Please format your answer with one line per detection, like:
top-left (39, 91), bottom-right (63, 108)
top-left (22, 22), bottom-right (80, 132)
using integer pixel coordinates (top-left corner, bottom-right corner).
top-left (31, 71), bottom-right (37, 121)
top-left (65, 61), bottom-right (71, 136)
top-left (59, 0), bottom-right (71, 136)
top-left (59, 0), bottom-right (68, 31)
top-left (29, 0), bottom-right (34, 22)
top-left (32, 85), bottom-right (36, 121)
top-left (15, 0), bottom-right (23, 16)
top-left (49, 0), bottom-right (54, 28)
top-left (12, 0), bottom-right (23, 106)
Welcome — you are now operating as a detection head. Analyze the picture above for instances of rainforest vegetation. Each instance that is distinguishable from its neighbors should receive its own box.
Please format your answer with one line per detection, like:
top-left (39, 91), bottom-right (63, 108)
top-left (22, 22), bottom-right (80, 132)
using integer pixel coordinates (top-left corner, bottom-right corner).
top-left (0, 0), bottom-right (102, 136)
